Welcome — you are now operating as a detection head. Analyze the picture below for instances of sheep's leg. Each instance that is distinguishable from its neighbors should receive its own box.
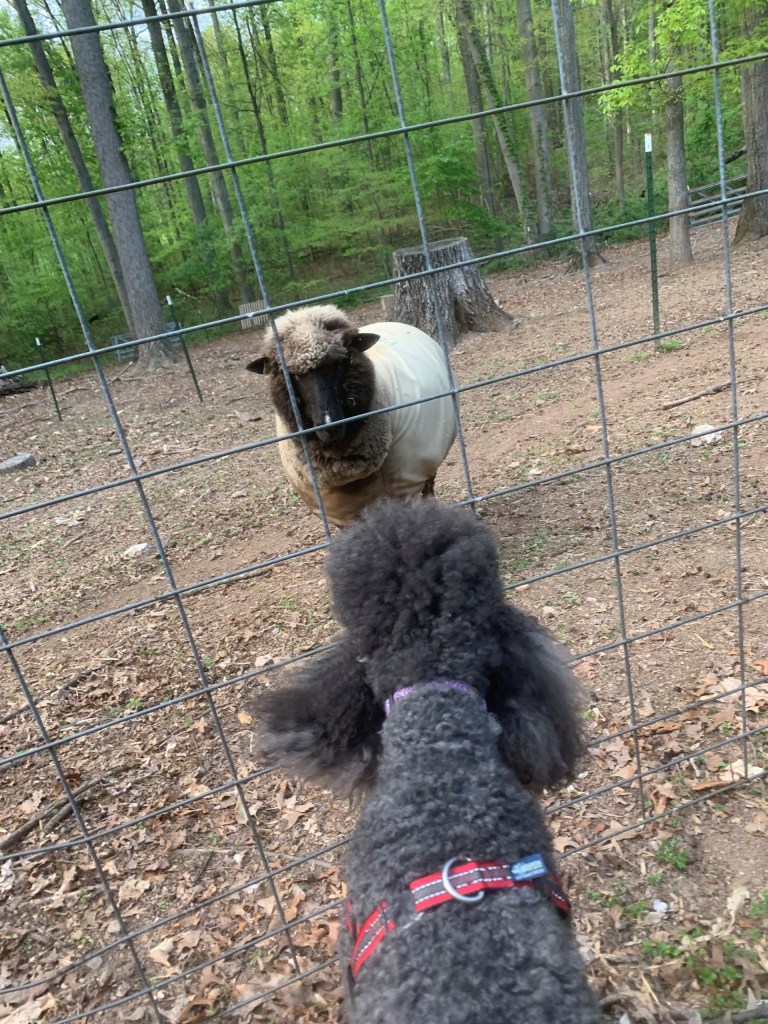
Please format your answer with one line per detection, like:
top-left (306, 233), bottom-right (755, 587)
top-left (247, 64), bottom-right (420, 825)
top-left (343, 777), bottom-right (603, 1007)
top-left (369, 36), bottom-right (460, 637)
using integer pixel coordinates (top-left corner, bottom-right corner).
top-left (421, 477), bottom-right (436, 498)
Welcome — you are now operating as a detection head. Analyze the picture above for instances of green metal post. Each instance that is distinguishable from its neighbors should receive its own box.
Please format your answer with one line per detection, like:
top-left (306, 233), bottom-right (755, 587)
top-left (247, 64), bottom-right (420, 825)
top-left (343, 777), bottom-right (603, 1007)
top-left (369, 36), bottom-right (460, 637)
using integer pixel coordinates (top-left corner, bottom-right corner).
top-left (36, 336), bottom-right (62, 421)
top-left (166, 294), bottom-right (203, 403)
top-left (645, 133), bottom-right (661, 338)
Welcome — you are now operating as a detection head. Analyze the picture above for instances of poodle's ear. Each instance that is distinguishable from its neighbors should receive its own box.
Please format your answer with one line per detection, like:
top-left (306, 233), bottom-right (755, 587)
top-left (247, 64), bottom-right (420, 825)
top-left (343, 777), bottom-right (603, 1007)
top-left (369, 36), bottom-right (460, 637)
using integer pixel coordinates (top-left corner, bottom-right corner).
top-left (249, 639), bottom-right (383, 796)
top-left (487, 605), bottom-right (586, 790)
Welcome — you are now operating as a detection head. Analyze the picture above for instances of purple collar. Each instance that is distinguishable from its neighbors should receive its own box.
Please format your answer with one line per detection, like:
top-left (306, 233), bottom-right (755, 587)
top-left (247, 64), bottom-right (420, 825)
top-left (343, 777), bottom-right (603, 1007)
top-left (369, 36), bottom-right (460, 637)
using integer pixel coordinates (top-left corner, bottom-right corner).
top-left (383, 680), bottom-right (480, 716)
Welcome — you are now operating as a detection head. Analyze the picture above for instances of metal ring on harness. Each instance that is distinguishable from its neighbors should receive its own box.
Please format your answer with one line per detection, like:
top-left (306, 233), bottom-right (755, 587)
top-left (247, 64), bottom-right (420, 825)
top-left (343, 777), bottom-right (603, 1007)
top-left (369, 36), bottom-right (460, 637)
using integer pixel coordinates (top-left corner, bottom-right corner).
top-left (441, 857), bottom-right (485, 903)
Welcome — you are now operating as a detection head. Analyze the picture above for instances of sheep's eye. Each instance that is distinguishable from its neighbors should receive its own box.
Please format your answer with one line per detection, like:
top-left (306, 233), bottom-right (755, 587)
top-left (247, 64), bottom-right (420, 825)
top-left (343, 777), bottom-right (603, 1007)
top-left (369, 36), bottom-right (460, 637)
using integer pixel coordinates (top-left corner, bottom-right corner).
top-left (323, 318), bottom-right (347, 331)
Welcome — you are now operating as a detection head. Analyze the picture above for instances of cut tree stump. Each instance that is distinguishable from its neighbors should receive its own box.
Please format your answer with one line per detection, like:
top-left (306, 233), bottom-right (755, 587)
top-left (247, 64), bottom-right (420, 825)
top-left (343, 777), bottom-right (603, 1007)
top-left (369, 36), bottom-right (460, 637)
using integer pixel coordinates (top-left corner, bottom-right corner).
top-left (392, 237), bottom-right (517, 348)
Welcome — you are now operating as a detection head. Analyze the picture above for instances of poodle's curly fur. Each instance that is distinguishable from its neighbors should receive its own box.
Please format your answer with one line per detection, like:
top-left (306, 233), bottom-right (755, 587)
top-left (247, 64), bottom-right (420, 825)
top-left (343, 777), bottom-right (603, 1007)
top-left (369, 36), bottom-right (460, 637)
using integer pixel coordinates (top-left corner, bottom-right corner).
top-left (253, 498), bottom-right (600, 1023)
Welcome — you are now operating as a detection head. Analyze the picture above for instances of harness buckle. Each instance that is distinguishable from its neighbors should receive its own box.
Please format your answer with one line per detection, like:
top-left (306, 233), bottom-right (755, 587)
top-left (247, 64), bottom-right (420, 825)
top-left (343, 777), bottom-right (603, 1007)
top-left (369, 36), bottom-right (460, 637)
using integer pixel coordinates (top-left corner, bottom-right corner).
top-left (441, 857), bottom-right (485, 903)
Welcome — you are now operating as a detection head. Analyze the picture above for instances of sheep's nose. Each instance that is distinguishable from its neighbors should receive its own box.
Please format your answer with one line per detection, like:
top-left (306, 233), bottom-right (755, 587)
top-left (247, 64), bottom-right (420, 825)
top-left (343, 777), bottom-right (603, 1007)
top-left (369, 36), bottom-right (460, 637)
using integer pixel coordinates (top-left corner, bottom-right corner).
top-left (316, 416), bottom-right (346, 445)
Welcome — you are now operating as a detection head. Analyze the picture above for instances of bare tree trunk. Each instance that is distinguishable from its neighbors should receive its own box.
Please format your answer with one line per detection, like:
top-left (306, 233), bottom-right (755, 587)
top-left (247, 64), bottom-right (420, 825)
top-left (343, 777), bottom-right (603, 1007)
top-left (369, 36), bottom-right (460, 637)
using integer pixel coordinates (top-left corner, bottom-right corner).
top-left (648, 4), bottom-right (660, 130)
top-left (734, 2), bottom-right (768, 244)
top-left (393, 238), bottom-right (517, 347)
top-left (166, 0), bottom-right (256, 304)
top-left (210, 10), bottom-right (246, 156)
top-left (516, 0), bottom-right (555, 239)
top-left (460, 0), bottom-right (531, 236)
top-left (437, 2), bottom-right (452, 86)
top-left (258, 4), bottom-right (289, 128)
top-left (604, 0), bottom-right (625, 212)
top-left (551, 0), bottom-right (600, 262)
top-left (140, 0), bottom-right (232, 315)
top-left (60, 0), bottom-right (172, 368)
top-left (140, 0), bottom-right (205, 227)
top-left (232, 9), bottom-right (296, 285)
top-left (12, 0), bottom-right (132, 331)
top-left (664, 74), bottom-right (693, 270)
top-left (454, 0), bottom-right (496, 218)
top-left (344, 0), bottom-right (390, 275)
top-left (327, 10), bottom-right (343, 126)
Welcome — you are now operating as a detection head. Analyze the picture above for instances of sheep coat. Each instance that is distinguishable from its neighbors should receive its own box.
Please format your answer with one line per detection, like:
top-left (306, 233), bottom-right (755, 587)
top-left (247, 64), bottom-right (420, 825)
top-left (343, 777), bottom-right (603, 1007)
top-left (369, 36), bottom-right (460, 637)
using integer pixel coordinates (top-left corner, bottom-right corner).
top-left (276, 322), bottom-right (456, 526)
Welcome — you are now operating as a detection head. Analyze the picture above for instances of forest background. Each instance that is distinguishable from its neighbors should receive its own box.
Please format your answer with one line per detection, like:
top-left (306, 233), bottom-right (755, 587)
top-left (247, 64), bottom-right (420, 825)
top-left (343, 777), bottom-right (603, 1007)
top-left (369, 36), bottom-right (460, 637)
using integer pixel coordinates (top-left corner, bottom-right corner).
top-left (0, 0), bottom-right (766, 370)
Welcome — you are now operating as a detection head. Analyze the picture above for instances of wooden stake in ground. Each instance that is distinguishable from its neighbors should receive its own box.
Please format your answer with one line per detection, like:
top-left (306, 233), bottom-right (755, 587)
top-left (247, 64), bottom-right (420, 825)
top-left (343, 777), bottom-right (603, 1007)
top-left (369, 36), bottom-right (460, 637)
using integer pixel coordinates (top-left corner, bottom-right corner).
top-left (392, 237), bottom-right (517, 348)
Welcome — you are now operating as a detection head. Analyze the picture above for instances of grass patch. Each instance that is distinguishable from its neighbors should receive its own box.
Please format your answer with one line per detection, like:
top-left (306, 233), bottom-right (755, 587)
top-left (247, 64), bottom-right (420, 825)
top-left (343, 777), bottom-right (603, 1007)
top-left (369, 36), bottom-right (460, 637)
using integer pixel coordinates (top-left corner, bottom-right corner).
top-left (655, 836), bottom-right (690, 870)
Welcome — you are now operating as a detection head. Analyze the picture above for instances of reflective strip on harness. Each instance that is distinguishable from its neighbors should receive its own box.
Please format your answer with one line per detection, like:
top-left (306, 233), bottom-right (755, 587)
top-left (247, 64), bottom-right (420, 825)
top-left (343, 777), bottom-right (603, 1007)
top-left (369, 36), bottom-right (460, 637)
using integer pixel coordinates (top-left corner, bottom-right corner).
top-left (347, 856), bottom-right (570, 980)
top-left (349, 901), bottom-right (395, 978)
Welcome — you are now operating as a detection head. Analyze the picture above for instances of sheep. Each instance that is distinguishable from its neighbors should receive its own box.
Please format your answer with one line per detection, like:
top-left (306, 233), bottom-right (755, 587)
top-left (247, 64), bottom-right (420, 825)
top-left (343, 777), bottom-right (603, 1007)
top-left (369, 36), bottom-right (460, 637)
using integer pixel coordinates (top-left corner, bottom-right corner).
top-left (246, 304), bottom-right (456, 527)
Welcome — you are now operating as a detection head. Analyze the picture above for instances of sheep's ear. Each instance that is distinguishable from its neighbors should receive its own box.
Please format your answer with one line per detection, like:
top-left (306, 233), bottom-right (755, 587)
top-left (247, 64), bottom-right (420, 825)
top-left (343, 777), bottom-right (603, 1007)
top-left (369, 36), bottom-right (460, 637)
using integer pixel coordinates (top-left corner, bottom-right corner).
top-left (249, 639), bottom-right (383, 796)
top-left (246, 356), bottom-right (272, 374)
top-left (487, 606), bottom-right (586, 790)
top-left (343, 330), bottom-right (380, 353)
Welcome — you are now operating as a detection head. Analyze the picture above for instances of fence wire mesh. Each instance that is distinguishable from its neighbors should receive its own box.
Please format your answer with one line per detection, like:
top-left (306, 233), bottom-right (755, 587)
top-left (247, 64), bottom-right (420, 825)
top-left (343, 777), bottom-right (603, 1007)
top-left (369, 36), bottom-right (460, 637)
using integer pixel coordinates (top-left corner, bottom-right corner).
top-left (1, 0), bottom-right (767, 1021)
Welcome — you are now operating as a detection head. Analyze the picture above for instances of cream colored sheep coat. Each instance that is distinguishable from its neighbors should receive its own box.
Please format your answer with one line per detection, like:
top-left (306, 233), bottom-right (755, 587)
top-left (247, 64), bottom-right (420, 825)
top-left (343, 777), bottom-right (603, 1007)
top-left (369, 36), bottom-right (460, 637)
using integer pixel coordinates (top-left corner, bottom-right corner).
top-left (276, 322), bottom-right (456, 526)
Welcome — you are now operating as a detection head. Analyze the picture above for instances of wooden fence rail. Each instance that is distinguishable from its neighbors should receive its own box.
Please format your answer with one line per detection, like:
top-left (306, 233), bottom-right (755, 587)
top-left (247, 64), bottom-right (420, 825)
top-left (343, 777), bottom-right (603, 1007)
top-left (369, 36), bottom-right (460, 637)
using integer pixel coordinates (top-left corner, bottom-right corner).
top-left (687, 174), bottom-right (747, 229)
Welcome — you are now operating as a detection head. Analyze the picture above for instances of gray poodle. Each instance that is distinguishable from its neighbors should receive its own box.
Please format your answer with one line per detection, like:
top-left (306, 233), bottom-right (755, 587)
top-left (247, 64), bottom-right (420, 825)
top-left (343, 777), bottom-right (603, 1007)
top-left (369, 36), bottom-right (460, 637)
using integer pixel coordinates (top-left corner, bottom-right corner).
top-left (253, 498), bottom-right (600, 1023)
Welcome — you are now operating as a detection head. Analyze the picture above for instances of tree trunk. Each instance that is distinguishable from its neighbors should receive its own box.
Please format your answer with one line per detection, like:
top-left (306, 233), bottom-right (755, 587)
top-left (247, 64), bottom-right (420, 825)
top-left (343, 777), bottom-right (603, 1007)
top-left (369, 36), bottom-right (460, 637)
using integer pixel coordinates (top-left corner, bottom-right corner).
top-left (327, 10), bottom-right (343, 126)
top-left (232, 9), bottom-right (296, 286)
top-left (60, 0), bottom-right (172, 369)
top-left (141, 0), bottom-right (206, 226)
top-left (516, 0), bottom-right (555, 239)
top-left (210, 10), bottom-right (246, 156)
top-left (734, 3), bottom-right (768, 244)
top-left (460, 0), bottom-right (531, 236)
top-left (12, 0), bottom-right (132, 331)
top-left (344, 0), bottom-right (389, 275)
top-left (454, 0), bottom-right (496, 218)
top-left (437, 2), bottom-right (452, 87)
top-left (550, 0), bottom-right (600, 262)
top-left (139, 0), bottom-right (228, 313)
top-left (664, 74), bottom-right (693, 271)
top-left (603, 0), bottom-right (625, 212)
top-left (166, 0), bottom-right (256, 304)
top-left (392, 238), bottom-right (517, 348)
top-left (257, 4), bottom-right (289, 128)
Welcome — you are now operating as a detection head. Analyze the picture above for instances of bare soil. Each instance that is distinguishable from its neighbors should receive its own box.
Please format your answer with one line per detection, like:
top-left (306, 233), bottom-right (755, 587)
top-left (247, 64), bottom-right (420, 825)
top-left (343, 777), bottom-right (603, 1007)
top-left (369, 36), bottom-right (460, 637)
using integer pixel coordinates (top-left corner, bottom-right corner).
top-left (1, 223), bottom-right (767, 1024)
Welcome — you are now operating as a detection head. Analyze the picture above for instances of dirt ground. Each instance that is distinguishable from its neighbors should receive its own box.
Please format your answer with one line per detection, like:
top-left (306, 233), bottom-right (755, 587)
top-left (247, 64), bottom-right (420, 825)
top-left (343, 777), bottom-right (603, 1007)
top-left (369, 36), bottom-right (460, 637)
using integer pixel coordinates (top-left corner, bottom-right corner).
top-left (1, 223), bottom-right (767, 1024)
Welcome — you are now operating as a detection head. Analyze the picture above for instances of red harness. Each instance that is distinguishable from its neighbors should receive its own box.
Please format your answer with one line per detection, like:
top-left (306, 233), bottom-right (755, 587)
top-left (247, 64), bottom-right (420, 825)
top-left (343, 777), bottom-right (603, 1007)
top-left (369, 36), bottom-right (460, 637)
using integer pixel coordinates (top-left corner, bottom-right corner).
top-left (344, 854), bottom-right (571, 980)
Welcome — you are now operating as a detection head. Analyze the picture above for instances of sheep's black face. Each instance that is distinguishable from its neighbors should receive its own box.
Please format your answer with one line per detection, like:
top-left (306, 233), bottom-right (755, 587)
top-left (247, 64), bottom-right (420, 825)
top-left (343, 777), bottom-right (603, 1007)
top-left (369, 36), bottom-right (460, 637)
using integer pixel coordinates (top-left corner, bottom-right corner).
top-left (249, 322), bottom-right (380, 451)
top-left (293, 356), bottom-right (352, 447)
top-left (285, 343), bottom-right (376, 451)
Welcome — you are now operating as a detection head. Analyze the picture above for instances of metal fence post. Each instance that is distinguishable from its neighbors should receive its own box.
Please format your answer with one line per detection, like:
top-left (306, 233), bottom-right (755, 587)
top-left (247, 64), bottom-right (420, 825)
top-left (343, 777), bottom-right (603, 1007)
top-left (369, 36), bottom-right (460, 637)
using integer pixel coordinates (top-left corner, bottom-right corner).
top-left (35, 336), bottom-right (62, 421)
top-left (166, 294), bottom-right (203, 403)
top-left (645, 133), bottom-right (661, 339)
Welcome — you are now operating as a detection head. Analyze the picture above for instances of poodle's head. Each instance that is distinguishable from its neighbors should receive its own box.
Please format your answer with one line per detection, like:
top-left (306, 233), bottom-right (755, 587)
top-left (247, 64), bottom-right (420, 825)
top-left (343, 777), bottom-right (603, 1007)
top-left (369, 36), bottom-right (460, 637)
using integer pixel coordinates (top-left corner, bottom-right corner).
top-left (327, 497), bottom-right (508, 699)
top-left (251, 498), bottom-right (586, 795)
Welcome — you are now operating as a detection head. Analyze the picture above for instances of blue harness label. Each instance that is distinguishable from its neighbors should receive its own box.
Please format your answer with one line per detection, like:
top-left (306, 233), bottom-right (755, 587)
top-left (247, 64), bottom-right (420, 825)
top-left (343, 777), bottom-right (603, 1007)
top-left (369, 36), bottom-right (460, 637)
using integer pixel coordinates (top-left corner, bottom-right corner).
top-left (510, 854), bottom-right (548, 881)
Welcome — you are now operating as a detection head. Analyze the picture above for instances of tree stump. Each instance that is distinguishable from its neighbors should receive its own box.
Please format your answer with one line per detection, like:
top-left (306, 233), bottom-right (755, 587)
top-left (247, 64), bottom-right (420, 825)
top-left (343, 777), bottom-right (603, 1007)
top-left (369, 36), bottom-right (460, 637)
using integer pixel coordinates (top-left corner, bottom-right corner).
top-left (392, 237), bottom-right (516, 348)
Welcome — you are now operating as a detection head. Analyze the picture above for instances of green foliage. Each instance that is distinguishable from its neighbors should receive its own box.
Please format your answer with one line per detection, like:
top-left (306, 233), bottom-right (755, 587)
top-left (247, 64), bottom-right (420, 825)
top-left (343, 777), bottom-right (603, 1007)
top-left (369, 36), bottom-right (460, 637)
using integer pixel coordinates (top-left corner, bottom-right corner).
top-left (641, 937), bottom-right (683, 959)
top-left (0, 0), bottom-right (762, 363)
top-left (748, 891), bottom-right (768, 918)
top-left (655, 836), bottom-right (691, 869)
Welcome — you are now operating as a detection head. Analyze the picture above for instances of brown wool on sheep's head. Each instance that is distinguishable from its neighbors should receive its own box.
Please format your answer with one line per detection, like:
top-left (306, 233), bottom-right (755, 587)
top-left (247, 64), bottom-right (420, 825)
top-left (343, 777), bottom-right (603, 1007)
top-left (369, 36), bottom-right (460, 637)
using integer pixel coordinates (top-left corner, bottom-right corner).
top-left (251, 304), bottom-right (355, 376)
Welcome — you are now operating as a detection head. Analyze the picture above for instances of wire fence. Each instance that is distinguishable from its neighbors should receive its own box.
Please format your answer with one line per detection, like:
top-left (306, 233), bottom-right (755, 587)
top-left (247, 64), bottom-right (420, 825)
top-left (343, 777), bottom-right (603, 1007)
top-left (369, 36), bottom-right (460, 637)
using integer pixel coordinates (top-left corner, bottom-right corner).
top-left (1, 0), bottom-right (767, 1021)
